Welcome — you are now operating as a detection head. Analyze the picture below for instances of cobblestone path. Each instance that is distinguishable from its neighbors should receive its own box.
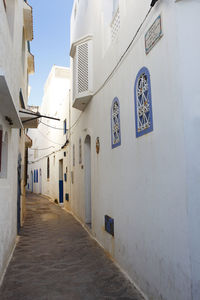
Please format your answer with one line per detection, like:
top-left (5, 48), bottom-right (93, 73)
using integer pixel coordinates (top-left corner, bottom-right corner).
top-left (0, 193), bottom-right (143, 300)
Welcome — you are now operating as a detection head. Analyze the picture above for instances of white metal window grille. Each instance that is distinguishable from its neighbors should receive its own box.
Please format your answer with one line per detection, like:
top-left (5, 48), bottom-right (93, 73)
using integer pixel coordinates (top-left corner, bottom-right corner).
top-left (111, 8), bottom-right (120, 41)
top-left (134, 67), bottom-right (153, 137)
top-left (111, 98), bottom-right (121, 148)
top-left (77, 42), bottom-right (89, 94)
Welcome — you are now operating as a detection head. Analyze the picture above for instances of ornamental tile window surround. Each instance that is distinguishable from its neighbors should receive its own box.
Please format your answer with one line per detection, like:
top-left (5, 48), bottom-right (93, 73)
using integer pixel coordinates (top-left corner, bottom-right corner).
top-left (111, 97), bottom-right (121, 148)
top-left (134, 67), bottom-right (153, 138)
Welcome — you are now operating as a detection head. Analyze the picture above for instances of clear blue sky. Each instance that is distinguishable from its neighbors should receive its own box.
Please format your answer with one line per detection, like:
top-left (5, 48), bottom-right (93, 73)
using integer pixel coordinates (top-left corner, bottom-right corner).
top-left (28, 0), bottom-right (74, 106)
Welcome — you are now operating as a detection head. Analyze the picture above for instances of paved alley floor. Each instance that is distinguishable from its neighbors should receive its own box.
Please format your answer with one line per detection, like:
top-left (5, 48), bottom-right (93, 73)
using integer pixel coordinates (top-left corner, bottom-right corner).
top-left (0, 193), bottom-right (143, 300)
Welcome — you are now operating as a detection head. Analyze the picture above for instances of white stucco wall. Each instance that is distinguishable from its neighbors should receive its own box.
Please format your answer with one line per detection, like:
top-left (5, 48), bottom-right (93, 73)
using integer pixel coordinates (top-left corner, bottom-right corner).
top-left (68, 0), bottom-right (200, 299)
top-left (0, 116), bottom-right (18, 281)
top-left (27, 66), bottom-right (71, 209)
top-left (26, 1), bottom-right (200, 299)
top-left (175, 2), bottom-right (200, 299)
top-left (0, 0), bottom-right (33, 282)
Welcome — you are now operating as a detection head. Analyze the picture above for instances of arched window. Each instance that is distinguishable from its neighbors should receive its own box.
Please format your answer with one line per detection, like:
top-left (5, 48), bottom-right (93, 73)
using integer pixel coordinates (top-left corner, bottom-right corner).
top-left (111, 97), bottom-right (121, 149)
top-left (134, 67), bottom-right (153, 138)
top-left (47, 157), bottom-right (50, 180)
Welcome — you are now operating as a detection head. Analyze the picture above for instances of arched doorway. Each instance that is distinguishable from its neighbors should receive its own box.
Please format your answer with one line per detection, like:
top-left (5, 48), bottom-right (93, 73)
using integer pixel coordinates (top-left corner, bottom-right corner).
top-left (84, 135), bottom-right (92, 228)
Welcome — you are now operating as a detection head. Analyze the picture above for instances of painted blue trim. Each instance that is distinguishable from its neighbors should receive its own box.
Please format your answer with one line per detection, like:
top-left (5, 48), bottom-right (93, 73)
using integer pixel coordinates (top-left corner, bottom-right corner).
top-left (134, 67), bottom-right (153, 138)
top-left (31, 172), bottom-right (33, 192)
top-left (36, 169), bottom-right (38, 183)
top-left (59, 180), bottom-right (64, 203)
top-left (111, 97), bottom-right (121, 149)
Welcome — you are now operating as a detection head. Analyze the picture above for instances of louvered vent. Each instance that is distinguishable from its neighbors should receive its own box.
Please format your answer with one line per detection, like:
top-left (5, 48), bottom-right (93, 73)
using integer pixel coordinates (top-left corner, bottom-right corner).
top-left (77, 42), bottom-right (89, 94)
top-left (70, 36), bottom-right (93, 110)
top-left (73, 50), bottom-right (77, 99)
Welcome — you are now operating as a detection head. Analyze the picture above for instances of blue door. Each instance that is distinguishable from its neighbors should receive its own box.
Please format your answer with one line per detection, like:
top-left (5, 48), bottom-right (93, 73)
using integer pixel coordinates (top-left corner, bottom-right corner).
top-left (17, 154), bottom-right (22, 234)
top-left (59, 159), bottom-right (63, 203)
top-left (31, 171), bottom-right (33, 192)
top-left (59, 180), bottom-right (63, 203)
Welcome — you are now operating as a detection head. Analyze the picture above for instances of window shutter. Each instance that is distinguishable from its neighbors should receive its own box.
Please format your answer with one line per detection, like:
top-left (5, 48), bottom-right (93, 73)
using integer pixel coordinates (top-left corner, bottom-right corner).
top-left (72, 37), bottom-right (93, 110)
top-left (77, 42), bottom-right (89, 94)
top-left (0, 131), bottom-right (2, 172)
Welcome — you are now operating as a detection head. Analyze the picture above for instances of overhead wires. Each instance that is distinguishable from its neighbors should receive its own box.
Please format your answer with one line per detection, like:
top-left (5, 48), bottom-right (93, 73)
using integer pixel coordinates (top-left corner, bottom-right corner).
top-left (29, 1), bottom-right (158, 163)
top-left (93, 5), bottom-right (153, 97)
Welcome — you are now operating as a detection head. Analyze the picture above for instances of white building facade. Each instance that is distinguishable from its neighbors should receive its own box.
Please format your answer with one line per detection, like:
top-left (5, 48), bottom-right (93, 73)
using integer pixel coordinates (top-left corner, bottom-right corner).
top-left (0, 0), bottom-right (34, 283)
top-left (27, 66), bottom-right (71, 210)
top-left (68, 0), bottom-right (200, 300)
top-left (27, 0), bottom-right (200, 299)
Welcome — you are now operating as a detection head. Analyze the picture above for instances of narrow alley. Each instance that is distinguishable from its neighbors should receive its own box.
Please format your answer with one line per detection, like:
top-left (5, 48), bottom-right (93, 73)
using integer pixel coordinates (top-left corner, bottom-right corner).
top-left (0, 193), bottom-right (143, 300)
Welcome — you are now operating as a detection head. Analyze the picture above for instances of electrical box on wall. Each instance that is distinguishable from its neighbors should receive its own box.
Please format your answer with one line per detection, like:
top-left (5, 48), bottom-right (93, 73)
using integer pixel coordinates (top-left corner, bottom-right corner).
top-left (105, 215), bottom-right (114, 236)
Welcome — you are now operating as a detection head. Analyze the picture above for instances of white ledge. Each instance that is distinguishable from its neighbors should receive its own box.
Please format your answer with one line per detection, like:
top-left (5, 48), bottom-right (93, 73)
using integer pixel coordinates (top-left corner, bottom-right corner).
top-left (70, 34), bottom-right (93, 58)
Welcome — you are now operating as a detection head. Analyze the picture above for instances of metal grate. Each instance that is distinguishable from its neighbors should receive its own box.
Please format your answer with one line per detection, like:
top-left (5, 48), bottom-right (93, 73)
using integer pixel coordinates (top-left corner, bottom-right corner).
top-left (105, 215), bottom-right (114, 236)
top-left (77, 42), bottom-right (89, 93)
top-left (111, 8), bottom-right (120, 41)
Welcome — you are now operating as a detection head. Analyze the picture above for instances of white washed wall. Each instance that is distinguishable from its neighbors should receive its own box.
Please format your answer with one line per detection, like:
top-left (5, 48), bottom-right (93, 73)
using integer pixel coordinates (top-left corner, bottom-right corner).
top-left (27, 66), bottom-right (71, 208)
top-left (69, 0), bottom-right (200, 299)
top-left (0, 0), bottom-right (30, 282)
